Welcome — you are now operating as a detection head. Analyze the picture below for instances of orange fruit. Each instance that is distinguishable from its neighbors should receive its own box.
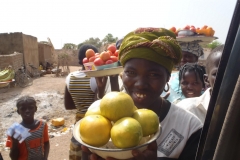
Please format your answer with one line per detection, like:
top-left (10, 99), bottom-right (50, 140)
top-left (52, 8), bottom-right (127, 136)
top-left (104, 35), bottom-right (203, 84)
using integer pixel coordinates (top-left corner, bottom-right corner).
top-left (132, 109), bottom-right (159, 136)
top-left (79, 115), bottom-right (112, 147)
top-left (85, 100), bottom-right (101, 116)
top-left (100, 92), bottom-right (135, 122)
top-left (111, 117), bottom-right (143, 148)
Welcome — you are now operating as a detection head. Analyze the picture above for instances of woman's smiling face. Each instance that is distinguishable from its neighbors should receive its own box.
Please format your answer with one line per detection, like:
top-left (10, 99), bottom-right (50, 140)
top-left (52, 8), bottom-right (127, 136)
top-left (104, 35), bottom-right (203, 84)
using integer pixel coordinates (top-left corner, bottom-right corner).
top-left (122, 58), bottom-right (169, 109)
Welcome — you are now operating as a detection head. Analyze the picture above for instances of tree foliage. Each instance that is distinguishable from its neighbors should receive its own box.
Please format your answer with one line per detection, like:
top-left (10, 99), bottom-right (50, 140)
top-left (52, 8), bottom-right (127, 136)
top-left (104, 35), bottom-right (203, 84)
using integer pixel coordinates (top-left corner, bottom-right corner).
top-left (77, 37), bottom-right (102, 50)
top-left (102, 33), bottom-right (118, 45)
top-left (62, 43), bottom-right (77, 49)
top-left (206, 40), bottom-right (222, 50)
top-left (63, 33), bottom-right (118, 51)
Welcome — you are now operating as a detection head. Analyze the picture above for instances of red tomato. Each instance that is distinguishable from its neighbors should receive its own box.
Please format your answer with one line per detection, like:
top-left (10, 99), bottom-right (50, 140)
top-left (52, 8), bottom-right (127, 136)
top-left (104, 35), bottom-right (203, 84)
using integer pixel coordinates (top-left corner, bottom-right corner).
top-left (94, 58), bottom-right (105, 66)
top-left (100, 51), bottom-right (111, 62)
top-left (107, 50), bottom-right (113, 56)
top-left (107, 45), bottom-right (117, 54)
top-left (110, 56), bottom-right (118, 62)
top-left (114, 50), bottom-right (119, 57)
top-left (83, 58), bottom-right (88, 64)
top-left (89, 56), bottom-right (96, 62)
top-left (183, 25), bottom-right (190, 30)
top-left (190, 27), bottom-right (196, 33)
top-left (169, 27), bottom-right (176, 32)
top-left (105, 60), bottom-right (114, 64)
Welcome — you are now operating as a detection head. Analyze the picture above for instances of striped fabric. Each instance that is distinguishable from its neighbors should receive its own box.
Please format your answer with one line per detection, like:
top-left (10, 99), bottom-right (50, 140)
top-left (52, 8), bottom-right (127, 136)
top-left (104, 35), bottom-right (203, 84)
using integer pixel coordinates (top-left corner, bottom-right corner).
top-left (69, 75), bottom-right (95, 121)
top-left (25, 121), bottom-right (45, 160)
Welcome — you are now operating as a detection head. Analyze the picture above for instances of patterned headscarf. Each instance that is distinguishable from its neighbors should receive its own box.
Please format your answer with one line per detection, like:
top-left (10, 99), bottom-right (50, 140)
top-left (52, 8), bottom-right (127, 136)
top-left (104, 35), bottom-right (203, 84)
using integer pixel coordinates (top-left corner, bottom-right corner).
top-left (179, 41), bottom-right (204, 57)
top-left (119, 28), bottom-right (182, 73)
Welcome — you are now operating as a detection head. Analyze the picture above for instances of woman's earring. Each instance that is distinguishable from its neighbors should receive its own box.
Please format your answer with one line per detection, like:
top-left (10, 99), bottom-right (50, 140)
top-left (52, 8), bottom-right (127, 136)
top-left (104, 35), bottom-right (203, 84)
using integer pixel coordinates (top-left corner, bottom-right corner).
top-left (163, 83), bottom-right (170, 92)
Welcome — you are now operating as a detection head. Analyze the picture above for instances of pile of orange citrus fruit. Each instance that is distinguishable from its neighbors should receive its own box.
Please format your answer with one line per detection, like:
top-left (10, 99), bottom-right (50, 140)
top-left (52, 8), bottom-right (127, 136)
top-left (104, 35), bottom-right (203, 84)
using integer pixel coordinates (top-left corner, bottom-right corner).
top-left (79, 92), bottom-right (160, 148)
top-left (169, 25), bottom-right (215, 37)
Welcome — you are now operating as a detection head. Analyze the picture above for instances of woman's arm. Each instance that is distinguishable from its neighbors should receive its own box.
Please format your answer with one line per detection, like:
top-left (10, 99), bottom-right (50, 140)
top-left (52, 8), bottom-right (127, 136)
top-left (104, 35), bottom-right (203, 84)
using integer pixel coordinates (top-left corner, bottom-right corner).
top-left (64, 86), bottom-right (76, 110)
top-left (109, 75), bottom-right (120, 92)
top-left (9, 138), bottom-right (19, 160)
top-left (44, 141), bottom-right (50, 160)
top-left (95, 77), bottom-right (108, 99)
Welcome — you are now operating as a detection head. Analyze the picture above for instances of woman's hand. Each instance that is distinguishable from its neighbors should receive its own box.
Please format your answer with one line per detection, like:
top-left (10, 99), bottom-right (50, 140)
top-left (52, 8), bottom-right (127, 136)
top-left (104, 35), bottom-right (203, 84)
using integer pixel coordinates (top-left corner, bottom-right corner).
top-left (81, 141), bottom-right (158, 160)
top-left (131, 141), bottom-right (158, 160)
top-left (95, 77), bottom-right (108, 99)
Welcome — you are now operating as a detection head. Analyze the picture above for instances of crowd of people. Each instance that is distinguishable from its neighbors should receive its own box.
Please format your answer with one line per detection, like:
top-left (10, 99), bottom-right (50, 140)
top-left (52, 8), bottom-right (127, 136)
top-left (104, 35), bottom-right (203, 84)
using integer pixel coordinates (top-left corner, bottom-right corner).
top-left (4, 27), bottom-right (224, 160)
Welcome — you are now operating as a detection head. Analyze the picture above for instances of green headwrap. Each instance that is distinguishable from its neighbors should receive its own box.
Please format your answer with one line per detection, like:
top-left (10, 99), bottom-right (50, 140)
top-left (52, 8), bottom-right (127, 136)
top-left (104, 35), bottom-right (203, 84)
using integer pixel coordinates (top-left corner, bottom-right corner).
top-left (119, 28), bottom-right (182, 73)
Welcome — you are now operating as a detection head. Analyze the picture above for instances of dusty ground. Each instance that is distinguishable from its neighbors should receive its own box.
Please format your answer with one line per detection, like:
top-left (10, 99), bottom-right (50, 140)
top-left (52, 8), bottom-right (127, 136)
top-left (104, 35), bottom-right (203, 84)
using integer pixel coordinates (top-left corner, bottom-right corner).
top-left (0, 66), bottom-right (80, 160)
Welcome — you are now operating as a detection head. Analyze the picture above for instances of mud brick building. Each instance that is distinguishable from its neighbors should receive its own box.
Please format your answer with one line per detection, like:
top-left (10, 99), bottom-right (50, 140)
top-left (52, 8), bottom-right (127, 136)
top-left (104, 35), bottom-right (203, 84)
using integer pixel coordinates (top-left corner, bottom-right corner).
top-left (0, 32), bottom-right (39, 72)
top-left (38, 42), bottom-right (58, 66)
top-left (0, 52), bottom-right (23, 71)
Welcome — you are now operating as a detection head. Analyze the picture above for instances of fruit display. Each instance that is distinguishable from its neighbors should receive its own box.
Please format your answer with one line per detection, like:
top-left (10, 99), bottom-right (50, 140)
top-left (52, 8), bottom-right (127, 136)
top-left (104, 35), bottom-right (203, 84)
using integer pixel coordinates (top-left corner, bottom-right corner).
top-left (0, 67), bottom-right (15, 82)
top-left (169, 25), bottom-right (215, 37)
top-left (78, 91), bottom-right (160, 148)
top-left (82, 44), bottom-right (119, 70)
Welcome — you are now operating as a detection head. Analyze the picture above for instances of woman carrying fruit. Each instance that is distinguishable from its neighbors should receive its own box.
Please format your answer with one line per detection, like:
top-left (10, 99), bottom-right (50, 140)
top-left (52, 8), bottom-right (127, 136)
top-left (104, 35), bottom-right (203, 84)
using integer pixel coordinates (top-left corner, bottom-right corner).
top-left (82, 27), bottom-right (203, 160)
top-left (64, 44), bottom-right (112, 160)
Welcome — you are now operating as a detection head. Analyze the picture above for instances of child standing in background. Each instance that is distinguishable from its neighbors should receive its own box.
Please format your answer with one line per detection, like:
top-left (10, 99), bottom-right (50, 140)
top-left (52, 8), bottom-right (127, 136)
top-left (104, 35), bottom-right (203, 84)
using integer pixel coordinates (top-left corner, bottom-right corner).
top-left (178, 63), bottom-right (205, 99)
top-left (6, 96), bottom-right (50, 160)
top-left (177, 45), bottom-right (224, 123)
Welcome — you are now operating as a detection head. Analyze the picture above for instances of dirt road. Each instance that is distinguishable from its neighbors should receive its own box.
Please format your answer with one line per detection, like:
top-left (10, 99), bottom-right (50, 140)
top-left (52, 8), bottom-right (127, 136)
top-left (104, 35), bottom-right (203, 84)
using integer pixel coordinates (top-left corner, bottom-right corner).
top-left (0, 67), bottom-right (80, 160)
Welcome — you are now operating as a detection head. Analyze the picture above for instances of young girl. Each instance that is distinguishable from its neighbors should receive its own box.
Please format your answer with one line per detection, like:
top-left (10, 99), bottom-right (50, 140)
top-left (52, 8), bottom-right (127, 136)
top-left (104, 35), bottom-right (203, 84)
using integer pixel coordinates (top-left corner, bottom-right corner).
top-left (177, 45), bottom-right (224, 123)
top-left (6, 96), bottom-right (50, 160)
top-left (178, 63), bottom-right (206, 100)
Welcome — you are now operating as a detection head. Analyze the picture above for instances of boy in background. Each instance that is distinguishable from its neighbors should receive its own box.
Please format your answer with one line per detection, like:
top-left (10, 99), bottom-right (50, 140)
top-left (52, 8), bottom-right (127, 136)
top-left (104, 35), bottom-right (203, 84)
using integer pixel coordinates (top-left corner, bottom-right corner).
top-left (6, 96), bottom-right (50, 160)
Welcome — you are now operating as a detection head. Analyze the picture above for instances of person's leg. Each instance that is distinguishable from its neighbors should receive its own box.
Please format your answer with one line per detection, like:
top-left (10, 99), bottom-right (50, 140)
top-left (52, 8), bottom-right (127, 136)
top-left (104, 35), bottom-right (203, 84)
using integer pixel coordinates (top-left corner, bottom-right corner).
top-left (69, 138), bottom-right (82, 160)
top-left (0, 152), bottom-right (3, 160)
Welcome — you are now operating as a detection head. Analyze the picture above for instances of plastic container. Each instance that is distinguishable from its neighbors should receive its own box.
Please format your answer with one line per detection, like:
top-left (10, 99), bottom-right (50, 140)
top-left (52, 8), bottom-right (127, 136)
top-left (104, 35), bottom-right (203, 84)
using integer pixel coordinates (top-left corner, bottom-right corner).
top-left (95, 61), bottom-right (119, 70)
top-left (83, 62), bottom-right (96, 71)
top-left (177, 30), bottom-right (195, 37)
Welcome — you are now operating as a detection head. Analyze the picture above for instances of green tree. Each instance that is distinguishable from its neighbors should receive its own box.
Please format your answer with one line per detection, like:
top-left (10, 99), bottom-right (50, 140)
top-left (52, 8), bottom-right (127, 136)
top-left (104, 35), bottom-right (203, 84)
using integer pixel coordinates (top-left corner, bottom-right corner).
top-left (207, 40), bottom-right (222, 50)
top-left (62, 43), bottom-right (77, 49)
top-left (77, 37), bottom-right (102, 50)
top-left (102, 34), bottom-right (118, 45)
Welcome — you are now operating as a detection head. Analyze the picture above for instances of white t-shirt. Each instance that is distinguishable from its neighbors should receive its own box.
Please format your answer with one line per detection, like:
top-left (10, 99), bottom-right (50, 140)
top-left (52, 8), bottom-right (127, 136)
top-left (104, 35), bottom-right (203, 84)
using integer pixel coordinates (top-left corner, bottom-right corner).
top-left (157, 103), bottom-right (202, 158)
top-left (176, 88), bottom-right (211, 123)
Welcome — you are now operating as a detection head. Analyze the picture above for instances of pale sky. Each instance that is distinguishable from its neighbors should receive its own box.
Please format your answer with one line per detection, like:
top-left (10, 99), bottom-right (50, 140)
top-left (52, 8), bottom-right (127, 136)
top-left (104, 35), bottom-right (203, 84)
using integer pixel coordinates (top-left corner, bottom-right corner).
top-left (1, 0), bottom-right (237, 49)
